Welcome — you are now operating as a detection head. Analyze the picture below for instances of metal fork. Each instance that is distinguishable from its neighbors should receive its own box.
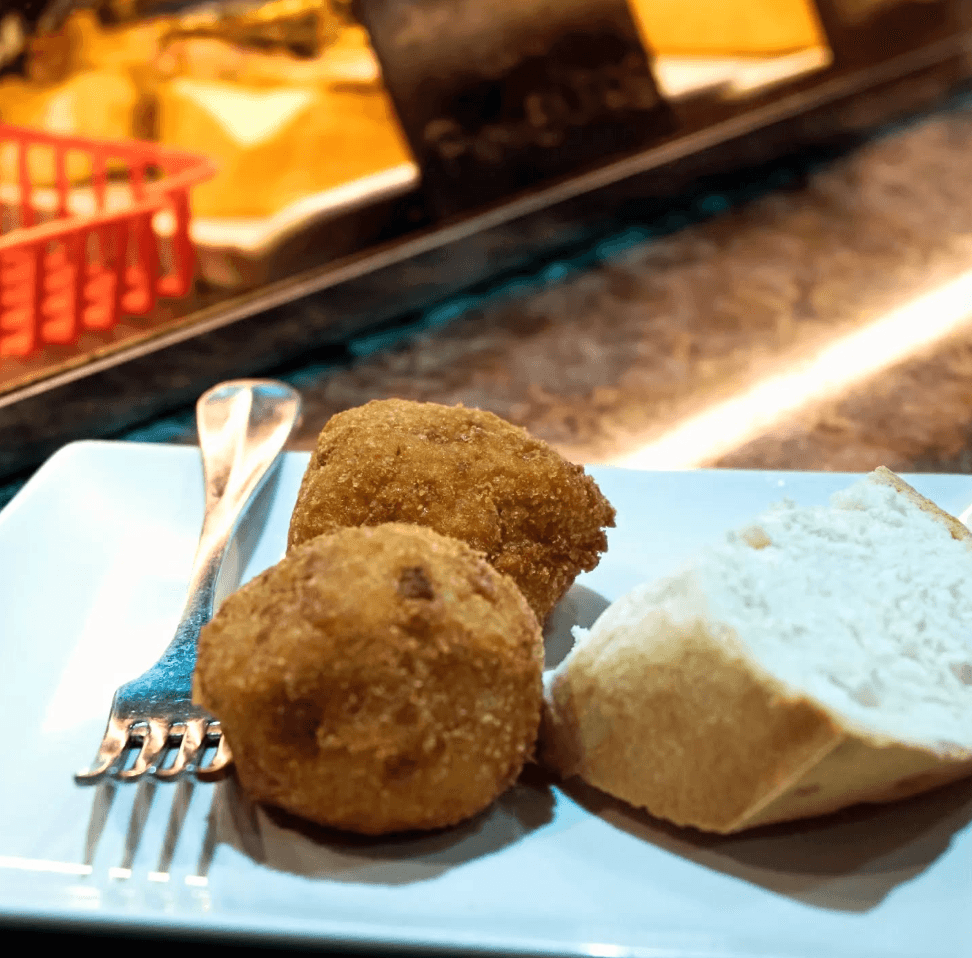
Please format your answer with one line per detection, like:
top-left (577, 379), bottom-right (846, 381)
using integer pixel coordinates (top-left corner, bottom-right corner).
top-left (75, 379), bottom-right (302, 784)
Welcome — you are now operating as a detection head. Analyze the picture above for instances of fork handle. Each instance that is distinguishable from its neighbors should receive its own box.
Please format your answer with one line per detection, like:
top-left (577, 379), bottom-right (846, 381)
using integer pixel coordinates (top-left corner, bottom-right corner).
top-left (142, 380), bottom-right (302, 693)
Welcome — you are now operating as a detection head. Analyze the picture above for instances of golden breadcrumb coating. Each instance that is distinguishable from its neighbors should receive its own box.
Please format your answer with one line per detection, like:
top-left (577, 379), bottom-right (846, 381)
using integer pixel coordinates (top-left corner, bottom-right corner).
top-left (287, 399), bottom-right (616, 623)
top-left (194, 523), bottom-right (544, 835)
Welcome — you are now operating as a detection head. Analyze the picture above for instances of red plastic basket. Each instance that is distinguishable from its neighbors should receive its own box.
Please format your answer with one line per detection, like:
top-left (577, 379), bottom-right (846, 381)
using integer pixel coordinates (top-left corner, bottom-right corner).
top-left (0, 124), bottom-right (216, 359)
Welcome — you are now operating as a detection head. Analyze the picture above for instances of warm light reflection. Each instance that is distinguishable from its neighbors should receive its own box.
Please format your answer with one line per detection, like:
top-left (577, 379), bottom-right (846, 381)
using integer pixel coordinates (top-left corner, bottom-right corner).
top-left (607, 268), bottom-right (972, 470)
top-left (958, 501), bottom-right (972, 528)
top-left (0, 855), bottom-right (91, 876)
top-left (583, 945), bottom-right (631, 958)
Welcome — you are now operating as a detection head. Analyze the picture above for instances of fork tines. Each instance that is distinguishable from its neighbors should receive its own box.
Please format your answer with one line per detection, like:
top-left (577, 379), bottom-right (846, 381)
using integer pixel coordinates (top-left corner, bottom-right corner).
top-left (75, 715), bottom-right (232, 784)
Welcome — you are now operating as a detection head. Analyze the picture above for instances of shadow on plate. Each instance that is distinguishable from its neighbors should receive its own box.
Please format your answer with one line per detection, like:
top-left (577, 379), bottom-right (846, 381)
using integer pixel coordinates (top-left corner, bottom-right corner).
top-left (191, 582), bottom-right (611, 884)
top-left (78, 751), bottom-right (557, 886)
top-left (560, 773), bottom-right (972, 912)
top-left (543, 583), bottom-right (610, 671)
top-left (76, 581), bottom-right (605, 884)
top-left (198, 764), bottom-right (555, 885)
top-left (80, 776), bottom-right (204, 878)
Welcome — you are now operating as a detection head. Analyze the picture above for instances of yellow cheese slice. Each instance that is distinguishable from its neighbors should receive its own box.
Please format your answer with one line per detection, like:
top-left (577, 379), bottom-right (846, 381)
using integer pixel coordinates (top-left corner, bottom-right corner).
top-left (628, 0), bottom-right (827, 55)
top-left (175, 81), bottom-right (315, 146)
top-left (157, 76), bottom-right (412, 218)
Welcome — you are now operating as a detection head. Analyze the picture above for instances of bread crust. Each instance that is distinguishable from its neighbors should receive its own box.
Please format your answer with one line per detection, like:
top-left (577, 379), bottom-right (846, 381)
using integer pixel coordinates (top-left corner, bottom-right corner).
top-left (869, 465), bottom-right (972, 543)
top-left (541, 597), bottom-right (844, 832)
top-left (540, 468), bottom-right (972, 833)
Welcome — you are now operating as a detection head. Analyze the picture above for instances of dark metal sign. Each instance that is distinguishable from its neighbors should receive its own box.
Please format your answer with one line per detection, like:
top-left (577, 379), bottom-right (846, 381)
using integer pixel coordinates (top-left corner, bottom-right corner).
top-left (355, 0), bottom-right (675, 216)
top-left (815, 0), bottom-right (972, 66)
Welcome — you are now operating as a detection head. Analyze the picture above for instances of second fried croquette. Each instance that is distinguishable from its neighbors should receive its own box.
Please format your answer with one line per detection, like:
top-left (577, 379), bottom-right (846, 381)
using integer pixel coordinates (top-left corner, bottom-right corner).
top-left (287, 399), bottom-right (616, 623)
top-left (193, 523), bottom-right (544, 835)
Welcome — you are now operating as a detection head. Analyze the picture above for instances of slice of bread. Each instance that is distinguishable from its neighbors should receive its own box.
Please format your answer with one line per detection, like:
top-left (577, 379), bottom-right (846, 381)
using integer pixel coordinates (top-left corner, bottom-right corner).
top-left (539, 467), bottom-right (972, 833)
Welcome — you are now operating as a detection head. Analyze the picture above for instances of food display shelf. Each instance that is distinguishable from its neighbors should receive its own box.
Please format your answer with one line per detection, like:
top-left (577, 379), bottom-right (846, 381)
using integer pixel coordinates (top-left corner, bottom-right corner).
top-left (1, 0), bottom-right (971, 479)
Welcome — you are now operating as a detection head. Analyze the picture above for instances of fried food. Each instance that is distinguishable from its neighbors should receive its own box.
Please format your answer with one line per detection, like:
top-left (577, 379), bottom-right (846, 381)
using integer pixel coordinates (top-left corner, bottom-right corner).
top-left (156, 0), bottom-right (344, 59)
top-left (288, 399), bottom-right (616, 624)
top-left (153, 26), bottom-right (381, 88)
top-left (193, 523), bottom-right (544, 835)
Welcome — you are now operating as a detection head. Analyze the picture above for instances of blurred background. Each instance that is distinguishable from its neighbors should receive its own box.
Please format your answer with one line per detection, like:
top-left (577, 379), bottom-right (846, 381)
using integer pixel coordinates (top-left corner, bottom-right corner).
top-left (3, 0), bottom-right (972, 506)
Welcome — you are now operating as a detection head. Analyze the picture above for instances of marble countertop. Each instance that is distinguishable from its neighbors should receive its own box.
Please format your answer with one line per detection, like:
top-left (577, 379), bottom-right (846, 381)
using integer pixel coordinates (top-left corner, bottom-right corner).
top-left (280, 90), bottom-right (972, 474)
top-left (7, 90), bottom-right (972, 509)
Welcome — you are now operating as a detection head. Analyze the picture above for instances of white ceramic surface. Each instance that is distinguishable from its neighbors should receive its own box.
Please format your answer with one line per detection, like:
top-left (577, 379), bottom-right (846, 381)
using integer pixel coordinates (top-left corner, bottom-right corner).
top-left (2, 441), bottom-right (971, 957)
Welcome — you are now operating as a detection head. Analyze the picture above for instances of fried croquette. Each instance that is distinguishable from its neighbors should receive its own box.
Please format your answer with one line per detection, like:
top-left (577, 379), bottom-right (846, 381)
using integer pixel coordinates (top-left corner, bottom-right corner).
top-left (193, 523), bottom-right (544, 835)
top-left (287, 399), bottom-right (616, 623)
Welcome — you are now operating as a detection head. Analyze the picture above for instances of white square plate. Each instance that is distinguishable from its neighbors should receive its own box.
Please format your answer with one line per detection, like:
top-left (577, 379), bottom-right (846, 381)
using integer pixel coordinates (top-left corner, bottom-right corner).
top-left (2, 441), bottom-right (971, 957)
